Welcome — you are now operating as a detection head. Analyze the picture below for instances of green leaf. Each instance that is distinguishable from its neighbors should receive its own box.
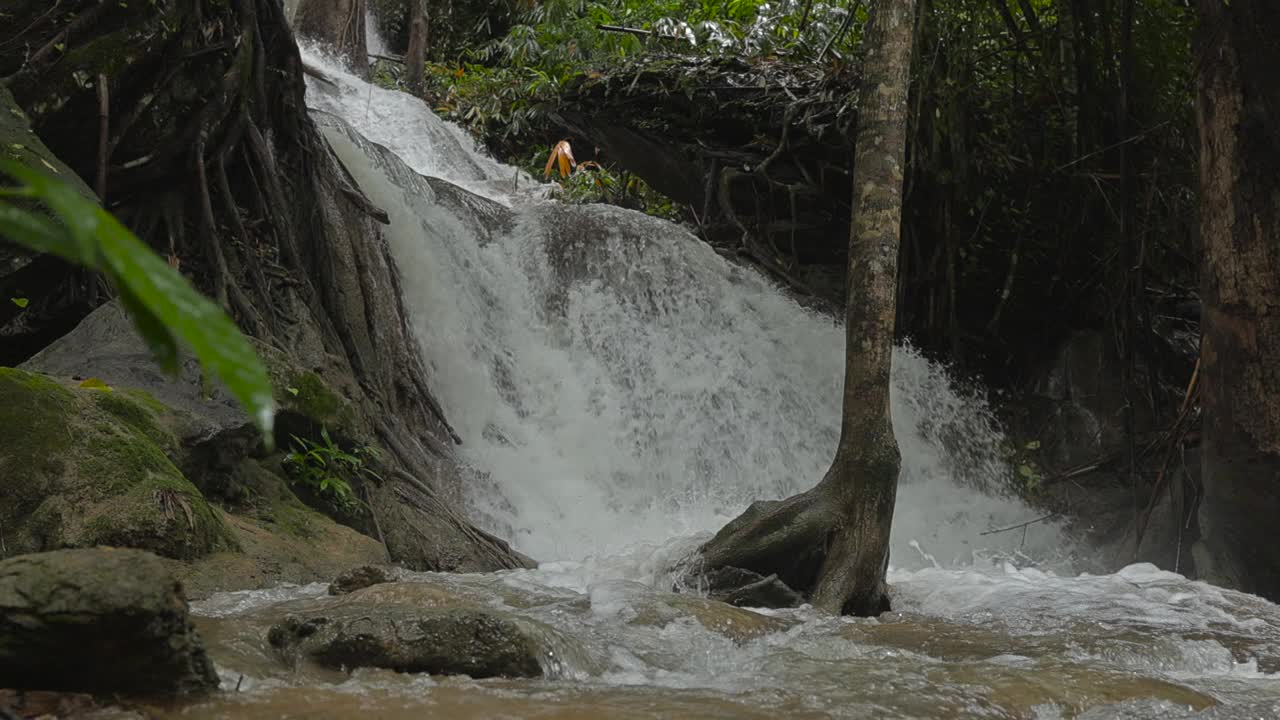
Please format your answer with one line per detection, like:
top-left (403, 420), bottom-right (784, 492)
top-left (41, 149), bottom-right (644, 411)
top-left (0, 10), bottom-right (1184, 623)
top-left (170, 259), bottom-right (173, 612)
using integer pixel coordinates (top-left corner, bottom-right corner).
top-left (116, 281), bottom-right (181, 374)
top-left (78, 212), bottom-right (272, 436)
top-left (1, 161), bottom-right (98, 263)
top-left (0, 204), bottom-right (86, 264)
top-left (1018, 464), bottom-right (1035, 478)
top-left (1024, 440), bottom-right (1041, 451)
top-left (286, 386), bottom-right (300, 396)
top-left (9, 297), bottom-right (28, 308)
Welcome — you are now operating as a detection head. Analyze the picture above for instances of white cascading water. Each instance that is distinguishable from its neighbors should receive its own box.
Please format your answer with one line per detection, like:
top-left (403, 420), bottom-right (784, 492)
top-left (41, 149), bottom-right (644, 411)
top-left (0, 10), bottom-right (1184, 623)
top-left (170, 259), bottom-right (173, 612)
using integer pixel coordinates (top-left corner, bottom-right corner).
top-left (178, 45), bottom-right (1280, 720)
top-left (304, 47), bottom-right (1067, 571)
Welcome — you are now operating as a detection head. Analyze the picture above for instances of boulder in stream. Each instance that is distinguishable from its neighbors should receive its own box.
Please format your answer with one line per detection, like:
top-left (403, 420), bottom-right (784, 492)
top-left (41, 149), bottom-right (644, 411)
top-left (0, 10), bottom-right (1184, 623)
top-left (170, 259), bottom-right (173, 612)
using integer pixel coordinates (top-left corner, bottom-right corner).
top-left (327, 564), bottom-right (395, 595)
top-left (0, 548), bottom-right (218, 696)
top-left (267, 582), bottom-right (546, 678)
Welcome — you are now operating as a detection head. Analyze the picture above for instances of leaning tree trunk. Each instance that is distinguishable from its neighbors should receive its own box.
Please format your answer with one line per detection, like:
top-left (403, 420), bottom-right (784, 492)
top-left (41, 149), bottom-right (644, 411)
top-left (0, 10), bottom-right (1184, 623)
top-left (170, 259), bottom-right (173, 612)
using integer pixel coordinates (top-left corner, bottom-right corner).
top-left (0, 0), bottom-right (527, 573)
top-left (1192, 0), bottom-right (1280, 602)
top-left (296, 0), bottom-right (370, 78)
top-left (684, 0), bottom-right (918, 617)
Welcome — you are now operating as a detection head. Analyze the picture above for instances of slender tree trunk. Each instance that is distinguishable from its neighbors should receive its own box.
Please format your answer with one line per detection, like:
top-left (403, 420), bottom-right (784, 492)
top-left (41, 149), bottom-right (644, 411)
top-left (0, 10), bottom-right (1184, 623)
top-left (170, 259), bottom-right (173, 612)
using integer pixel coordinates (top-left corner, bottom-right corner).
top-left (682, 0), bottom-right (917, 617)
top-left (1192, 0), bottom-right (1280, 602)
top-left (296, 0), bottom-right (370, 78)
top-left (404, 1), bottom-right (428, 92)
top-left (808, 0), bottom-right (915, 616)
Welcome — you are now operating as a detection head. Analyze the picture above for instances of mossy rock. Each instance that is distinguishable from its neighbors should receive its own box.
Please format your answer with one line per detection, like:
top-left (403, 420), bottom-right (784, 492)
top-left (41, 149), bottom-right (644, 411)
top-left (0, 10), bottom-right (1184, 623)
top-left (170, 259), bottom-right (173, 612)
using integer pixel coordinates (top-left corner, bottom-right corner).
top-left (252, 341), bottom-right (359, 434)
top-left (0, 368), bottom-right (235, 561)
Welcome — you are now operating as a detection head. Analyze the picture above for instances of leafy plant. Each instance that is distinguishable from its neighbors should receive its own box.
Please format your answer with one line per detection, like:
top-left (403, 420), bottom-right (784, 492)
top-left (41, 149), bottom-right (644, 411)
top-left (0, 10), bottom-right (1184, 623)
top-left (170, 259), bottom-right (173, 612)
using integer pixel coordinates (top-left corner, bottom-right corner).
top-left (0, 160), bottom-right (275, 439)
top-left (284, 428), bottom-right (382, 510)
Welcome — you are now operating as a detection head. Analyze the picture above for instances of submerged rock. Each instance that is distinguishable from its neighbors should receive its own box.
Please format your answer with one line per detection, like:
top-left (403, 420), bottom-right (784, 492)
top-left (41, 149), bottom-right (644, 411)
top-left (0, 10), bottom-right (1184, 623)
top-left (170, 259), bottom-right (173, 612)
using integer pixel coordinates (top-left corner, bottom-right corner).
top-left (0, 689), bottom-right (148, 719)
top-left (328, 565), bottom-right (395, 595)
top-left (268, 607), bottom-right (543, 678)
top-left (266, 583), bottom-right (545, 678)
top-left (0, 548), bottom-right (218, 696)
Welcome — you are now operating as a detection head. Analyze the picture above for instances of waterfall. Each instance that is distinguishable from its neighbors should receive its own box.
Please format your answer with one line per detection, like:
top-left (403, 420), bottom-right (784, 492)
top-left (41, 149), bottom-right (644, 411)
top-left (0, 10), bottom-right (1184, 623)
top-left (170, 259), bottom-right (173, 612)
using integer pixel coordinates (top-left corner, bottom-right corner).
top-left (301, 46), bottom-right (1070, 572)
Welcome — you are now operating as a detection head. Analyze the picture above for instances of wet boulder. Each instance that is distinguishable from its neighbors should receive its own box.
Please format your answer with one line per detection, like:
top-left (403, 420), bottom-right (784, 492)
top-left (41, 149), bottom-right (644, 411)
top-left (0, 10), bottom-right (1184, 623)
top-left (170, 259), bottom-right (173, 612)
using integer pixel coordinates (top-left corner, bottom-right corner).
top-left (266, 582), bottom-right (548, 678)
top-left (328, 564), bottom-right (395, 595)
top-left (0, 548), bottom-right (219, 696)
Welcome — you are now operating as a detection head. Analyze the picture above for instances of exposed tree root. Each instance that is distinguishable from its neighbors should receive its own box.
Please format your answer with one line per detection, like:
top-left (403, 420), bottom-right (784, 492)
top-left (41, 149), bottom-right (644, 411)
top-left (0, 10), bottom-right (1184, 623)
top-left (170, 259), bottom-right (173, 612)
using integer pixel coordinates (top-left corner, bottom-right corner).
top-left (682, 453), bottom-right (896, 616)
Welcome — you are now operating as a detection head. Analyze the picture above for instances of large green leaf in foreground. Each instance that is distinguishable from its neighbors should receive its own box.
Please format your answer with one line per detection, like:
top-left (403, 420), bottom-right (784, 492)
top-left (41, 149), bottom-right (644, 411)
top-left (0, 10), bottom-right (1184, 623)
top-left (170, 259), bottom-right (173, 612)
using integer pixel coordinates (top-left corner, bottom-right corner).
top-left (0, 160), bottom-right (275, 439)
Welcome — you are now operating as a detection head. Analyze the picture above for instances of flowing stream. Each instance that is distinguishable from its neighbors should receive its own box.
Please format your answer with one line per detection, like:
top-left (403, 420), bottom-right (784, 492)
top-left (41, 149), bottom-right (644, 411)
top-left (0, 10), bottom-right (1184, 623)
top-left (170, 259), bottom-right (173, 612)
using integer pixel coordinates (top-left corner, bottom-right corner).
top-left (169, 49), bottom-right (1280, 719)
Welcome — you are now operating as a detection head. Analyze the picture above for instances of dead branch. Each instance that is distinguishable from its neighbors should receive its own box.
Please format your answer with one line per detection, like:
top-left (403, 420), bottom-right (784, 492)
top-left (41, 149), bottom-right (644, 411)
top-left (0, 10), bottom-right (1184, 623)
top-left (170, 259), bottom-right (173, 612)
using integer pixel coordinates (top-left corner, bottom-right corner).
top-left (980, 512), bottom-right (1058, 536)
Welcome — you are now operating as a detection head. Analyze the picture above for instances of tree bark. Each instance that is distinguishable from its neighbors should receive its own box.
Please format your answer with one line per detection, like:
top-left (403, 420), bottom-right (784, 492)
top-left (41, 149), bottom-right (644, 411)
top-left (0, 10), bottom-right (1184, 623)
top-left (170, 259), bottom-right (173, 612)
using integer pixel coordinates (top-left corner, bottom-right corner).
top-left (1192, 0), bottom-right (1280, 602)
top-left (296, 0), bottom-right (370, 78)
top-left (684, 0), bottom-right (917, 617)
top-left (404, 1), bottom-right (428, 92)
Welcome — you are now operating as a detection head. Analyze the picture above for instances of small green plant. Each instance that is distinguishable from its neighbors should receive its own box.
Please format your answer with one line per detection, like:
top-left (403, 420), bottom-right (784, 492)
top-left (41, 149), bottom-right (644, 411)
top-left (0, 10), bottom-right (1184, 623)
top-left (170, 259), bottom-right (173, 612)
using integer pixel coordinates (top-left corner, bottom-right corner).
top-left (284, 428), bottom-right (381, 510)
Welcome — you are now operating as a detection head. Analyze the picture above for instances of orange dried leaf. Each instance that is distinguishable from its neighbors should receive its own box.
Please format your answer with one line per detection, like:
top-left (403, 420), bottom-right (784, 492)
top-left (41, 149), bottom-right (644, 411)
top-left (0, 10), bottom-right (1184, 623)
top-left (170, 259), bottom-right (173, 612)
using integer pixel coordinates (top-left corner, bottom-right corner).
top-left (543, 140), bottom-right (577, 179)
top-left (543, 147), bottom-right (557, 178)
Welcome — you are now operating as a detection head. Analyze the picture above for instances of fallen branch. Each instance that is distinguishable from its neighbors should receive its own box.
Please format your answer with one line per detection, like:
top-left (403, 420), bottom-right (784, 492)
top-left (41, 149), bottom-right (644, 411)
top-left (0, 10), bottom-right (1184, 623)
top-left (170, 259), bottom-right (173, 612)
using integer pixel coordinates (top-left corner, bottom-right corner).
top-left (980, 512), bottom-right (1058, 536)
top-left (302, 61), bottom-right (337, 87)
top-left (368, 52), bottom-right (405, 65)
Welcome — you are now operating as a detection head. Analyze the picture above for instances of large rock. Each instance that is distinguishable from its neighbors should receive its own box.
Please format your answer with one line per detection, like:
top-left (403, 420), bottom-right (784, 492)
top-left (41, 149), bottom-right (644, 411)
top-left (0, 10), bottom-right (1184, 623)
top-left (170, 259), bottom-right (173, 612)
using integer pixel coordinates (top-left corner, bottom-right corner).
top-left (265, 582), bottom-right (549, 678)
top-left (0, 367), bottom-right (235, 561)
top-left (21, 302), bottom-right (253, 444)
top-left (0, 548), bottom-right (218, 696)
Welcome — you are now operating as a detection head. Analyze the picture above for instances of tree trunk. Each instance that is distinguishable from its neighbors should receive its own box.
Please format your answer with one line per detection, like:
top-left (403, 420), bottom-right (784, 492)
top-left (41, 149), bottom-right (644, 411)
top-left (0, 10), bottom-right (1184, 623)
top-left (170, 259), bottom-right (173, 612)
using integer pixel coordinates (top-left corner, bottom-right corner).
top-left (296, 0), bottom-right (370, 78)
top-left (404, 1), bottom-right (428, 92)
top-left (683, 0), bottom-right (917, 617)
top-left (1192, 0), bottom-right (1280, 602)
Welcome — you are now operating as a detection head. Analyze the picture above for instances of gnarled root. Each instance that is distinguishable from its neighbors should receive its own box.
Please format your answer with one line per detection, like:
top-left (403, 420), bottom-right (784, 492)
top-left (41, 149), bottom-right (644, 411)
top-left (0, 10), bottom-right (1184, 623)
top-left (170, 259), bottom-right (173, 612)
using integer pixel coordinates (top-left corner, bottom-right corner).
top-left (678, 456), bottom-right (896, 617)
top-left (677, 486), bottom-right (835, 608)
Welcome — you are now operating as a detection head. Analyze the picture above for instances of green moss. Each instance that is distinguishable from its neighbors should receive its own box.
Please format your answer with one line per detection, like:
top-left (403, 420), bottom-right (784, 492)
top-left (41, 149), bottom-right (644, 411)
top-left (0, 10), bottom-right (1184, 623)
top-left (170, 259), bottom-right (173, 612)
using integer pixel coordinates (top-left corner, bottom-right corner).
top-left (122, 387), bottom-right (171, 414)
top-left (251, 341), bottom-right (358, 431)
top-left (81, 479), bottom-right (236, 561)
top-left (286, 371), bottom-right (355, 428)
top-left (82, 426), bottom-right (176, 491)
top-left (0, 367), bottom-right (235, 561)
top-left (267, 499), bottom-right (324, 540)
top-left (0, 366), bottom-right (75, 399)
top-left (93, 391), bottom-right (176, 453)
top-left (0, 368), bottom-right (75, 491)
